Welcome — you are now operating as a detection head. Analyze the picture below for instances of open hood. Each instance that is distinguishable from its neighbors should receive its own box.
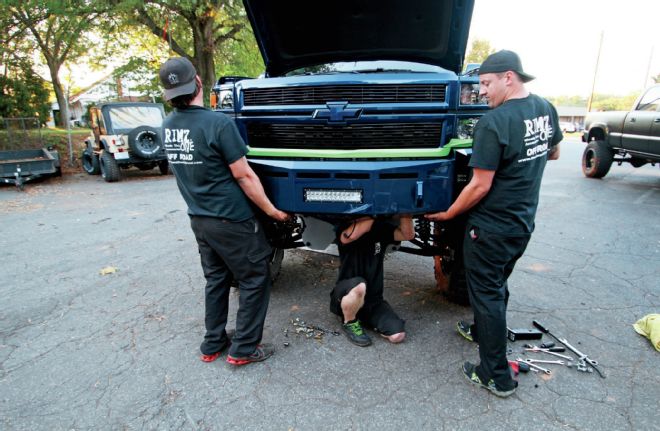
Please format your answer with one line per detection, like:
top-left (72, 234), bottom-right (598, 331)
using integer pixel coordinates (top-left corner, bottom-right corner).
top-left (243, 0), bottom-right (475, 77)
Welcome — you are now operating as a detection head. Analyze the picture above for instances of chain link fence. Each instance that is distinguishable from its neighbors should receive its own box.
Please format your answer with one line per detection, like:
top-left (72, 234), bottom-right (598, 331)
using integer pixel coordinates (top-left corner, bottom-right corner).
top-left (0, 118), bottom-right (44, 151)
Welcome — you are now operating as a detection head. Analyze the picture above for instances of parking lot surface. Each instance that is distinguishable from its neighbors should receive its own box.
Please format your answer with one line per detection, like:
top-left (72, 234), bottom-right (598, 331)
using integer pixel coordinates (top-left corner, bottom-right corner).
top-left (1, 139), bottom-right (659, 430)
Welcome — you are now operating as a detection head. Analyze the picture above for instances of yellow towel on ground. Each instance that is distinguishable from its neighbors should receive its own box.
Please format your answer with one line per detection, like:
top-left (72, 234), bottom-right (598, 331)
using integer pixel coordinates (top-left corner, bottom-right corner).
top-left (633, 314), bottom-right (660, 352)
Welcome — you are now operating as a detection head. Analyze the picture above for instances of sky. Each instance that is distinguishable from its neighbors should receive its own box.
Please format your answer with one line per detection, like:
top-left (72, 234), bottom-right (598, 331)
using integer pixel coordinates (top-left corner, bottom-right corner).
top-left (468, 0), bottom-right (660, 98)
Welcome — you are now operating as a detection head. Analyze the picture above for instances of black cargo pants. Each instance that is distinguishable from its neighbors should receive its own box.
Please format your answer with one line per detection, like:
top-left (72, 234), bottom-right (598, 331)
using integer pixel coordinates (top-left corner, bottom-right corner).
top-left (463, 224), bottom-right (531, 389)
top-left (190, 215), bottom-right (272, 358)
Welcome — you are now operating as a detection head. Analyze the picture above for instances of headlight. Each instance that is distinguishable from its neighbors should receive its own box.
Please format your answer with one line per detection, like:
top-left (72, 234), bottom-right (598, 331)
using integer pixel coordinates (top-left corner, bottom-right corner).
top-left (456, 117), bottom-right (479, 139)
top-left (460, 83), bottom-right (487, 105)
top-left (219, 89), bottom-right (234, 109)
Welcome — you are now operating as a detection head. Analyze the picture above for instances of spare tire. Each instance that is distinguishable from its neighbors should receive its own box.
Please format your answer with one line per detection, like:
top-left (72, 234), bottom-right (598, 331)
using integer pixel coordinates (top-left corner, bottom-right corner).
top-left (127, 126), bottom-right (163, 159)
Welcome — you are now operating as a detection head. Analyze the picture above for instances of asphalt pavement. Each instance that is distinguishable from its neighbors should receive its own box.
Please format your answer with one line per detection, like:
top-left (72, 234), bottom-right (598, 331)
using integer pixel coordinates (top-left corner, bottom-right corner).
top-left (1, 138), bottom-right (659, 430)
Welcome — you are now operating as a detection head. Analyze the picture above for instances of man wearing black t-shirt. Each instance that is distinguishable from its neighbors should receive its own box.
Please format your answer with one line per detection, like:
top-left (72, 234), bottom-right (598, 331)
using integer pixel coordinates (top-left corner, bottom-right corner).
top-left (159, 57), bottom-right (289, 366)
top-left (426, 50), bottom-right (562, 397)
top-left (330, 216), bottom-right (414, 346)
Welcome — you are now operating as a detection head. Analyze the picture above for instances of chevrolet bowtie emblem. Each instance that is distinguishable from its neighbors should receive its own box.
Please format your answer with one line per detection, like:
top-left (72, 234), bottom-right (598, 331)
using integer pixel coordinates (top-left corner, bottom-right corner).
top-left (313, 102), bottom-right (361, 125)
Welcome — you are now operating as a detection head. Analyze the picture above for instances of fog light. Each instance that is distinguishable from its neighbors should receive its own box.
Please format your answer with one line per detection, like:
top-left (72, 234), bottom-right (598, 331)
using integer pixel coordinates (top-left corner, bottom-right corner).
top-left (304, 189), bottom-right (362, 203)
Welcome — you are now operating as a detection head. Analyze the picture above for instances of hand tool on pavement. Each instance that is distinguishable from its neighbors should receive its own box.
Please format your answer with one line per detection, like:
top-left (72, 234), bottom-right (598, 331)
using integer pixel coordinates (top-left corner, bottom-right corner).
top-left (532, 320), bottom-right (605, 378)
top-left (540, 341), bottom-right (555, 349)
top-left (516, 358), bottom-right (552, 375)
top-left (508, 360), bottom-right (533, 375)
top-left (523, 358), bottom-right (565, 366)
top-left (524, 346), bottom-right (574, 361)
top-left (524, 343), bottom-right (567, 352)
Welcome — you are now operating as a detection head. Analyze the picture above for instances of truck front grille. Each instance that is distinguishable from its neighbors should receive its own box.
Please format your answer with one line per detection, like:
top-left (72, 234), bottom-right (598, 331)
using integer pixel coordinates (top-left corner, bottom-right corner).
top-left (243, 84), bottom-right (446, 106)
top-left (246, 122), bottom-right (443, 150)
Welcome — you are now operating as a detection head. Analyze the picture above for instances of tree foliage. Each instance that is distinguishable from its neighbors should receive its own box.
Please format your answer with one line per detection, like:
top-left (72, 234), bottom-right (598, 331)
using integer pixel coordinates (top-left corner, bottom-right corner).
top-left (105, 0), bottom-right (261, 101)
top-left (465, 39), bottom-right (495, 66)
top-left (653, 73), bottom-right (660, 84)
top-left (0, 62), bottom-right (51, 121)
top-left (548, 93), bottom-right (639, 111)
top-left (3, 1), bottom-right (100, 126)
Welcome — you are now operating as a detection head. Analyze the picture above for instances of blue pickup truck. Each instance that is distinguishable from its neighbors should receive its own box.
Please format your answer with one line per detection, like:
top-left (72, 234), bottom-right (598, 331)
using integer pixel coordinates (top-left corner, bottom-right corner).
top-left (212, 0), bottom-right (485, 304)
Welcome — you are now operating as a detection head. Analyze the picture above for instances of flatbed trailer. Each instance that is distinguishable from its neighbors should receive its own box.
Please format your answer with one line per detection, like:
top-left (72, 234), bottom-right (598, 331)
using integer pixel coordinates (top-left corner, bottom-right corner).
top-left (0, 148), bottom-right (61, 190)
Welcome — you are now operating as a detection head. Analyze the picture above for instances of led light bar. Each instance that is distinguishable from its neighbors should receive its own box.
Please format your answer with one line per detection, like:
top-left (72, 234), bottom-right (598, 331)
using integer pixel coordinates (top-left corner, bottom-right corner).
top-left (304, 188), bottom-right (363, 203)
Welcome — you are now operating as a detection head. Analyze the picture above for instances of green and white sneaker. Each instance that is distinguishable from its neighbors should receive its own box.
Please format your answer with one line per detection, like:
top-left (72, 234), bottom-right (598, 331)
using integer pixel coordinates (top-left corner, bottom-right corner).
top-left (462, 361), bottom-right (517, 398)
top-left (457, 320), bottom-right (474, 342)
top-left (342, 319), bottom-right (372, 347)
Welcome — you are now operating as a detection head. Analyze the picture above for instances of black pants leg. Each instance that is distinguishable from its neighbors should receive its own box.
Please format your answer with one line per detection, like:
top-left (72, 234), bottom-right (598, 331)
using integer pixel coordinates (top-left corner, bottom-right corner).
top-left (463, 225), bottom-right (530, 389)
top-left (191, 216), bottom-right (273, 357)
top-left (195, 237), bottom-right (233, 355)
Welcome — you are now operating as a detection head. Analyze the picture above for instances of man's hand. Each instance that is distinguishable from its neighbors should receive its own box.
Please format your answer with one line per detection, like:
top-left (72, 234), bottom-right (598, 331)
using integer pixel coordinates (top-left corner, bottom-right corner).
top-left (269, 209), bottom-right (291, 222)
top-left (425, 211), bottom-right (453, 222)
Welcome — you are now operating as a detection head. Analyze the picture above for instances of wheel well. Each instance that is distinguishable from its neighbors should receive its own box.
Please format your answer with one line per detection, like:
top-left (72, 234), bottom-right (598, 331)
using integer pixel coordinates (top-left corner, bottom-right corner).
top-left (588, 128), bottom-right (606, 142)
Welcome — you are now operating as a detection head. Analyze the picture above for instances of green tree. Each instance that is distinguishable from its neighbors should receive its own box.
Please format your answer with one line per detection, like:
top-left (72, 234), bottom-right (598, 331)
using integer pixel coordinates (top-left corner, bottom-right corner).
top-left (4, 1), bottom-right (100, 127)
top-left (0, 62), bottom-right (51, 121)
top-left (107, 0), bottom-right (259, 100)
top-left (653, 73), bottom-right (660, 84)
top-left (465, 39), bottom-right (495, 66)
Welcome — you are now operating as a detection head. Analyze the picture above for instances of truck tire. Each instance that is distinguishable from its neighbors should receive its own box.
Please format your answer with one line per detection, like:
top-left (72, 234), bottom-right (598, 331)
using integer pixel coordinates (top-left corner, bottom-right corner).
top-left (434, 255), bottom-right (469, 306)
top-left (158, 160), bottom-right (170, 175)
top-left (269, 247), bottom-right (284, 282)
top-left (82, 148), bottom-right (100, 175)
top-left (582, 141), bottom-right (613, 178)
top-left (100, 151), bottom-right (121, 182)
top-left (128, 126), bottom-right (163, 159)
top-left (432, 216), bottom-right (470, 306)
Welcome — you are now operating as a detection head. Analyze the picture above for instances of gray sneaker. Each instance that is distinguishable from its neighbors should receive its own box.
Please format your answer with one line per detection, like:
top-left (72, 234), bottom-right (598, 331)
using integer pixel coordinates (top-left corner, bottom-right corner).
top-left (342, 320), bottom-right (372, 347)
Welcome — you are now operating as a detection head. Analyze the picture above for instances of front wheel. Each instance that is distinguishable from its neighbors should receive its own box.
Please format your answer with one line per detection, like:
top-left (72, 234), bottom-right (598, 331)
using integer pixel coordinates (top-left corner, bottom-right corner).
top-left (432, 217), bottom-right (470, 306)
top-left (433, 255), bottom-right (469, 306)
top-left (582, 141), bottom-right (613, 178)
top-left (100, 151), bottom-right (121, 182)
top-left (269, 248), bottom-right (284, 283)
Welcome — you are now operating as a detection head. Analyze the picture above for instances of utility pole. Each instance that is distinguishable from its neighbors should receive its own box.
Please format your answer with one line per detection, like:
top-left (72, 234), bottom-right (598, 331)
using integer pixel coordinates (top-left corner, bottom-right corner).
top-left (65, 85), bottom-right (74, 167)
top-left (643, 45), bottom-right (654, 90)
top-left (587, 31), bottom-right (604, 112)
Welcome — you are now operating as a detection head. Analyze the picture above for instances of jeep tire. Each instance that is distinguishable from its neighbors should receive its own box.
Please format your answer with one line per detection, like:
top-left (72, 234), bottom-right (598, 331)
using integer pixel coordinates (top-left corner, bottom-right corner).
top-left (100, 151), bottom-right (121, 182)
top-left (582, 141), bottom-right (613, 178)
top-left (81, 148), bottom-right (100, 175)
top-left (128, 126), bottom-right (163, 159)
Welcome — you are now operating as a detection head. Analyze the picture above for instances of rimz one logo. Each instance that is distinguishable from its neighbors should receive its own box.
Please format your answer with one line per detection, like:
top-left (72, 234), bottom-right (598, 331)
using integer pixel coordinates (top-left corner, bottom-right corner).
top-left (313, 102), bottom-right (362, 125)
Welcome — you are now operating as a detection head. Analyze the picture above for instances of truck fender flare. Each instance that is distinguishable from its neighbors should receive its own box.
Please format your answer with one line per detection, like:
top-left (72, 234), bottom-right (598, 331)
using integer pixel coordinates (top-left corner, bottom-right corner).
top-left (586, 123), bottom-right (608, 143)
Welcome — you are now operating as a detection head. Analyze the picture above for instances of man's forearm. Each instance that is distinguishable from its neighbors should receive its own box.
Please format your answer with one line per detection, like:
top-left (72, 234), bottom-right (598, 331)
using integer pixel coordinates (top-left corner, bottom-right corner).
top-left (444, 181), bottom-right (490, 219)
top-left (236, 173), bottom-right (278, 217)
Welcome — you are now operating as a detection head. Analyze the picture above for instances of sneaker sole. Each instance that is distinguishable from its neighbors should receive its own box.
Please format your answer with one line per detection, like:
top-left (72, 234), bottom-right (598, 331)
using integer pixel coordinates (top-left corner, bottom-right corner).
top-left (199, 330), bottom-right (234, 363)
top-left (226, 351), bottom-right (273, 366)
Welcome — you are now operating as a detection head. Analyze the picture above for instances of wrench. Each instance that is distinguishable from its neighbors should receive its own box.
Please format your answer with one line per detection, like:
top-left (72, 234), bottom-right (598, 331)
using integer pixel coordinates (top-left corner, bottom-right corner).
top-left (517, 358), bottom-right (552, 375)
top-left (524, 358), bottom-right (565, 366)
top-left (524, 347), bottom-right (574, 361)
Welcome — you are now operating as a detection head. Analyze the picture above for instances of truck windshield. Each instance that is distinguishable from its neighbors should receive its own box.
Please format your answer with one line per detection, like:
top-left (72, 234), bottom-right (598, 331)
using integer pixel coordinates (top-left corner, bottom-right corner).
top-left (286, 60), bottom-right (445, 76)
top-left (107, 106), bottom-right (164, 131)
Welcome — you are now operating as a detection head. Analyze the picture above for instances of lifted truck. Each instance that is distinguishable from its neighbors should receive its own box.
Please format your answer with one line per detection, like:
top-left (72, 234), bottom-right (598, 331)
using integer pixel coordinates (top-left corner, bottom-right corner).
top-left (582, 84), bottom-right (660, 178)
top-left (81, 102), bottom-right (169, 182)
top-left (212, 0), bottom-right (486, 304)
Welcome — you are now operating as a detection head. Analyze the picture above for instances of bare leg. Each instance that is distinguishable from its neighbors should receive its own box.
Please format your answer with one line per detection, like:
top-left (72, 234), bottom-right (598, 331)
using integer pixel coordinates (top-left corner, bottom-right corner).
top-left (340, 282), bottom-right (366, 323)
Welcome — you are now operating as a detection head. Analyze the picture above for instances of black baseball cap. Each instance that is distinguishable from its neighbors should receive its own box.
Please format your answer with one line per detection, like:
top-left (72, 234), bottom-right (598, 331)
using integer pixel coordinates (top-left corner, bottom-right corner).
top-left (159, 57), bottom-right (198, 101)
top-left (479, 50), bottom-right (535, 83)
